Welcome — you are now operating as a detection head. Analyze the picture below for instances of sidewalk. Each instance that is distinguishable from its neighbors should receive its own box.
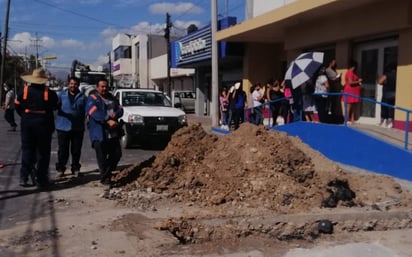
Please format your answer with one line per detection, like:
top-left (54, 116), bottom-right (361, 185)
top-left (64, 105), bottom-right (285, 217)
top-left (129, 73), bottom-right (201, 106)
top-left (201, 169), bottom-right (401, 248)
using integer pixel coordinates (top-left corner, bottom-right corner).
top-left (187, 114), bottom-right (213, 132)
top-left (186, 113), bottom-right (412, 150)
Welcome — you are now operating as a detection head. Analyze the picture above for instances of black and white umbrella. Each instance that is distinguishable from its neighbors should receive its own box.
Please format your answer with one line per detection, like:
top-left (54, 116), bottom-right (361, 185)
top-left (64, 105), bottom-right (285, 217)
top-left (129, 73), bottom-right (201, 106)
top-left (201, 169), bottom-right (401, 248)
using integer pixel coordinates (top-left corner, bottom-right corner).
top-left (285, 52), bottom-right (324, 89)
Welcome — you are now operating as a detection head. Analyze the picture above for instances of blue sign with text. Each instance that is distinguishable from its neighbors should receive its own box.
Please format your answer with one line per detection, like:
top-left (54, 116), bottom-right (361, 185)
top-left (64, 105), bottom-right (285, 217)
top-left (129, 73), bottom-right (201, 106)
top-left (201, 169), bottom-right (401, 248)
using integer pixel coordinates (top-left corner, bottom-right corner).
top-left (171, 17), bottom-right (237, 67)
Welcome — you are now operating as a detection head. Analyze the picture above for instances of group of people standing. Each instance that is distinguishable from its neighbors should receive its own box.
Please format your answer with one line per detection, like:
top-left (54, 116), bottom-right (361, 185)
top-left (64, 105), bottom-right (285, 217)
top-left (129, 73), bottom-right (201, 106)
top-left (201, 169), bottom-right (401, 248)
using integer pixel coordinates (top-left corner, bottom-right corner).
top-left (313, 58), bottom-right (346, 124)
top-left (219, 79), bottom-right (291, 129)
top-left (7, 68), bottom-right (123, 189)
top-left (316, 58), bottom-right (396, 127)
top-left (219, 82), bottom-right (247, 130)
top-left (219, 57), bottom-right (397, 128)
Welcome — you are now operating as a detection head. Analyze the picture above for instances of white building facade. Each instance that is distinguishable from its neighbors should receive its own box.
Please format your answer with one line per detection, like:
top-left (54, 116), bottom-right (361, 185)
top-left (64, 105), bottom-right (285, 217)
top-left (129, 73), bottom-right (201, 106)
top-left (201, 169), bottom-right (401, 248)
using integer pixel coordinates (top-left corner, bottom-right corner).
top-left (111, 33), bottom-right (194, 93)
top-left (246, 0), bottom-right (296, 18)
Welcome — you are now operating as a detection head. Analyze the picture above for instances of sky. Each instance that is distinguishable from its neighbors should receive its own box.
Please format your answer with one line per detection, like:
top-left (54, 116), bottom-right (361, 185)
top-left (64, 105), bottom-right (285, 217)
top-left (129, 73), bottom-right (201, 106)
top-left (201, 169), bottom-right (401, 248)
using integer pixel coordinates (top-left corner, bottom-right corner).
top-left (0, 0), bottom-right (245, 77)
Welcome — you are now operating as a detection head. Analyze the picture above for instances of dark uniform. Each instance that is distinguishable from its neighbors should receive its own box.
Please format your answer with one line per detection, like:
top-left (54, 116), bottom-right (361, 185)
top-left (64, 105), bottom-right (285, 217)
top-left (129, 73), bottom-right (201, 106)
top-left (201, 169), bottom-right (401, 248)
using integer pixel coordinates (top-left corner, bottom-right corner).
top-left (15, 83), bottom-right (59, 187)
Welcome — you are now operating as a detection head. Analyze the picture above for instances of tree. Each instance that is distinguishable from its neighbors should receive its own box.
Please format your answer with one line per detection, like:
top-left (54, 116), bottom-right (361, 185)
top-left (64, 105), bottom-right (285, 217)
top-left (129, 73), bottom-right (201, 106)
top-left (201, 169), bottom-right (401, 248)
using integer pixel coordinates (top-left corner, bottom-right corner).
top-left (187, 24), bottom-right (198, 35)
top-left (3, 55), bottom-right (25, 84)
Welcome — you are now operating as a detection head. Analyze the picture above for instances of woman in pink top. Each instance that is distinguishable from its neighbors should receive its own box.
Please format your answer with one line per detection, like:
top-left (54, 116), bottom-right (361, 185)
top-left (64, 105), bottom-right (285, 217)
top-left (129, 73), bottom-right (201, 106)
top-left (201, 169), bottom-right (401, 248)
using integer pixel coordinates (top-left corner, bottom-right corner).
top-left (343, 60), bottom-right (363, 124)
top-left (219, 88), bottom-right (229, 130)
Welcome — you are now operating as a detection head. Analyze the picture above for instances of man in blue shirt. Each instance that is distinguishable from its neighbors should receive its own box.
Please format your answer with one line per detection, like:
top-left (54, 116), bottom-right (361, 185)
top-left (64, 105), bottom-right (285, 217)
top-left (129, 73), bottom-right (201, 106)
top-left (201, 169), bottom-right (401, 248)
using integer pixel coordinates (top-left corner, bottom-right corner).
top-left (55, 77), bottom-right (87, 178)
top-left (86, 78), bottom-right (123, 185)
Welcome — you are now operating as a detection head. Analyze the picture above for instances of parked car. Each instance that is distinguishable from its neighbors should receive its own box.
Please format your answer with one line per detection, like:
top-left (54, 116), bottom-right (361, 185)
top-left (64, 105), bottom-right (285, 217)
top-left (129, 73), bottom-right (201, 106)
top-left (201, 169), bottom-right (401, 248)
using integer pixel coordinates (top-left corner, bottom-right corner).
top-left (171, 90), bottom-right (196, 113)
top-left (113, 88), bottom-right (188, 148)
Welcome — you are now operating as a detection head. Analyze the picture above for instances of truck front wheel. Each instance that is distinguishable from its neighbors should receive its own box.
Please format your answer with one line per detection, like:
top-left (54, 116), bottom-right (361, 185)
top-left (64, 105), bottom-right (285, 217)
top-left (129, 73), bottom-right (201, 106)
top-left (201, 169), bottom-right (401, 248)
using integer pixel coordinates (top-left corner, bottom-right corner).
top-left (120, 132), bottom-right (133, 149)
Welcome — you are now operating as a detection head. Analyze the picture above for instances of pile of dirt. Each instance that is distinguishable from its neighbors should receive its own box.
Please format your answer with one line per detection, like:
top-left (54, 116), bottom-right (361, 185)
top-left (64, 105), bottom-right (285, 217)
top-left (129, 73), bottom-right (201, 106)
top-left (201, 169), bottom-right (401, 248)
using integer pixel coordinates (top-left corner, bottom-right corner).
top-left (108, 123), bottom-right (412, 244)
top-left (112, 123), bottom-right (412, 214)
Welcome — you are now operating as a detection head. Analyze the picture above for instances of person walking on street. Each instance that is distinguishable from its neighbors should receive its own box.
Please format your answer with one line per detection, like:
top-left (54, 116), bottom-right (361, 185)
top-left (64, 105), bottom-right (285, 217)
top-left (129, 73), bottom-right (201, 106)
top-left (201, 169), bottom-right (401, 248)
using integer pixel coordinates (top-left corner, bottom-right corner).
top-left (377, 63), bottom-right (397, 128)
top-left (55, 77), bottom-right (87, 178)
top-left (14, 68), bottom-right (59, 188)
top-left (2, 83), bottom-right (18, 131)
top-left (86, 78), bottom-right (123, 185)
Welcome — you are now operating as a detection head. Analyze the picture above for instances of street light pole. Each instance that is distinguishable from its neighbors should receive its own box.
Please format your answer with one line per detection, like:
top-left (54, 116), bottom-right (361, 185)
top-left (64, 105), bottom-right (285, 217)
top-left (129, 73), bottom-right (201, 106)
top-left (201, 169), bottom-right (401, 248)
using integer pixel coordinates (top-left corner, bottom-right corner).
top-left (0, 0), bottom-right (12, 103)
top-left (211, 0), bottom-right (219, 126)
top-left (42, 55), bottom-right (56, 71)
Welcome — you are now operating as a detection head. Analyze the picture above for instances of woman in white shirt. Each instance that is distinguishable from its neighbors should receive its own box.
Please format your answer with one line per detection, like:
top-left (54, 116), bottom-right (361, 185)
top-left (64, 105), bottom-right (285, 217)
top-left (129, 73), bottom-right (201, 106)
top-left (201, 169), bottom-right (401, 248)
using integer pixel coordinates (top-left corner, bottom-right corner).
top-left (314, 67), bottom-right (330, 123)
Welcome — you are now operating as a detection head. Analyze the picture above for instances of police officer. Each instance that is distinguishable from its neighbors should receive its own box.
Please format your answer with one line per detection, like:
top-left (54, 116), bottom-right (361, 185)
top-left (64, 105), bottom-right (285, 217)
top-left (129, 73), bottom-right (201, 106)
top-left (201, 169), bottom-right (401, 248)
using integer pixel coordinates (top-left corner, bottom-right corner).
top-left (14, 68), bottom-right (59, 188)
top-left (86, 78), bottom-right (123, 185)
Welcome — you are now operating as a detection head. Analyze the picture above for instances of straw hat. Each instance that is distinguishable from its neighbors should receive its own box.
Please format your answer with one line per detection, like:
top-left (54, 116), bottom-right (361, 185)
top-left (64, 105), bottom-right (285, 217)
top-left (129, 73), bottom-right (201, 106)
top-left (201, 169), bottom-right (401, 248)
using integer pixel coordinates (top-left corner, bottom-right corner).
top-left (21, 68), bottom-right (49, 84)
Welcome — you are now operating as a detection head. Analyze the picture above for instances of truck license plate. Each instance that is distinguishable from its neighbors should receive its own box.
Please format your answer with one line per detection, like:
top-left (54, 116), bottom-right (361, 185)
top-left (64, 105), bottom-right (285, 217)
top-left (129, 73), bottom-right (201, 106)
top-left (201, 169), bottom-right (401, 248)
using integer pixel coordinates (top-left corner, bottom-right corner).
top-left (156, 125), bottom-right (168, 131)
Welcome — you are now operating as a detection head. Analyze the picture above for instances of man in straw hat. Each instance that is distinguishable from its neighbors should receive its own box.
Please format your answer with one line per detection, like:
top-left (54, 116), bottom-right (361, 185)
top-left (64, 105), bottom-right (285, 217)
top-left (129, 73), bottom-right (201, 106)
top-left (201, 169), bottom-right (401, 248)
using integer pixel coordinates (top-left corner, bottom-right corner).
top-left (14, 68), bottom-right (59, 188)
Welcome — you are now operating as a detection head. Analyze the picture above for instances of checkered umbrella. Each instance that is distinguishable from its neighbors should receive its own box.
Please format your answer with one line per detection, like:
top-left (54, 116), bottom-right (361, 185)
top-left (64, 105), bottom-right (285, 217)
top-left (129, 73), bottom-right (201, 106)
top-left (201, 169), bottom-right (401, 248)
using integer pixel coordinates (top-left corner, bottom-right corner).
top-left (284, 52), bottom-right (324, 89)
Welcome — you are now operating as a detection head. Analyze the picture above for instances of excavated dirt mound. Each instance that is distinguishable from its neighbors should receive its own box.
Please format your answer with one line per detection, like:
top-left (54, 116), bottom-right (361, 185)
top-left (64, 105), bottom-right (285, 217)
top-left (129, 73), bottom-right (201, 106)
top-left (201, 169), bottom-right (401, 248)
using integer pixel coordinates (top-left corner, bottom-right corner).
top-left (110, 123), bottom-right (412, 243)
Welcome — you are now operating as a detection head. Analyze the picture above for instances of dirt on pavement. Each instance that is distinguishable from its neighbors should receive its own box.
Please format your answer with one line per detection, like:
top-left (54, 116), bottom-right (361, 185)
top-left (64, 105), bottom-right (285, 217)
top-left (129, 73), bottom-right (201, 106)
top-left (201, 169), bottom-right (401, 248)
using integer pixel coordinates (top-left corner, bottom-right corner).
top-left (109, 123), bottom-right (412, 245)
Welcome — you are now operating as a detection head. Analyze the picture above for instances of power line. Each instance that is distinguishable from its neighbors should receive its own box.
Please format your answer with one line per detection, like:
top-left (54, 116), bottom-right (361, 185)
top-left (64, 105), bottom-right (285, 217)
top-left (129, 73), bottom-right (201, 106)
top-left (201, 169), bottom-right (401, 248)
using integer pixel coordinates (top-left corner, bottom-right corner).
top-left (32, 0), bottom-right (125, 28)
top-left (6, 45), bottom-right (19, 55)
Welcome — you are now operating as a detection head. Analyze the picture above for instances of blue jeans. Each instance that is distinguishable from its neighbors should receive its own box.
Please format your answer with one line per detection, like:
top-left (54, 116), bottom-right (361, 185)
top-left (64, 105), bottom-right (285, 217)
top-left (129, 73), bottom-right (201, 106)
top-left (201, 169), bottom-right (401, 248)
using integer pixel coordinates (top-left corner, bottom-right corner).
top-left (254, 107), bottom-right (264, 125)
top-left (221, 110), bottom-right (228, 125)
top-left (56, 130), bottom-right (84, 173)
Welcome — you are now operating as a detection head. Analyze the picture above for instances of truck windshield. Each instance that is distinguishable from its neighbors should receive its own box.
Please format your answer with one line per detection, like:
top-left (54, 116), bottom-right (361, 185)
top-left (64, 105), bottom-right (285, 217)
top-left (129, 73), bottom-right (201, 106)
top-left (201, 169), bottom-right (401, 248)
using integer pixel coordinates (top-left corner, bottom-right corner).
top-left (76, 72), bottom-right (106, 85)
top-left (122, 91), bottom-right (172, 107)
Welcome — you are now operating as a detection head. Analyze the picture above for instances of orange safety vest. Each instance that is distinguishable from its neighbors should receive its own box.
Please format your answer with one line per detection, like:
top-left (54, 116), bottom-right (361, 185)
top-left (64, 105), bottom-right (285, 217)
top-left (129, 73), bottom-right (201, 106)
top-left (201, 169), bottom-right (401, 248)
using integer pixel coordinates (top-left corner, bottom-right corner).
top-left (18, 84), bottom-right (50, 114)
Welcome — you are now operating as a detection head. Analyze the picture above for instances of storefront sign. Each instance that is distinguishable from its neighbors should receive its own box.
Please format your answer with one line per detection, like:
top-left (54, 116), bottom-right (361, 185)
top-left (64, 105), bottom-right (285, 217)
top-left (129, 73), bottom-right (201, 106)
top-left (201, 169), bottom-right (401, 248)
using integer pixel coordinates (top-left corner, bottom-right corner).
top-left (171, 16), bottom-right (238, 67)
top-left (172, 26), bottom-right (212, 66)
top-left (179, 38), bottom-right (207, 57)
top-left (113, 64), bottom-right (120, 72)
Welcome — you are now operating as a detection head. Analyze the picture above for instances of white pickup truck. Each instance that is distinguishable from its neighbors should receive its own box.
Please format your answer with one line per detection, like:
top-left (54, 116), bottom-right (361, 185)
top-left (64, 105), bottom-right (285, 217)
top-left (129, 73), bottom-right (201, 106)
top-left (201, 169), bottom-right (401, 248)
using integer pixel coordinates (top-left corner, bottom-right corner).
top-left (113, 88), bottom-right (187, 148)
top-left (171, 90), bottom-right (196, 113)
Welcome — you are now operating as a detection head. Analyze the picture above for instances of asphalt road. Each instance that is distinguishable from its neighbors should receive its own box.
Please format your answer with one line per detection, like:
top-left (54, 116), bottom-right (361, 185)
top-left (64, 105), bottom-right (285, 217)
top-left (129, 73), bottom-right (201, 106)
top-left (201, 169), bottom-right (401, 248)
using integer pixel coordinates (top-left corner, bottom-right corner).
top-left (0, 112), bottom-right (160, 231)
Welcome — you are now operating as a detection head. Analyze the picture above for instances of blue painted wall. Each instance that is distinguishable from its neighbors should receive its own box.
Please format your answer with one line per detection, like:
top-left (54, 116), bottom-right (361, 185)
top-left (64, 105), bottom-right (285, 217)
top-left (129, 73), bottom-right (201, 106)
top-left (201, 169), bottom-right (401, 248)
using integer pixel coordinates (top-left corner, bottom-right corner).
top-left (275, 122), bottom-right (412, 181)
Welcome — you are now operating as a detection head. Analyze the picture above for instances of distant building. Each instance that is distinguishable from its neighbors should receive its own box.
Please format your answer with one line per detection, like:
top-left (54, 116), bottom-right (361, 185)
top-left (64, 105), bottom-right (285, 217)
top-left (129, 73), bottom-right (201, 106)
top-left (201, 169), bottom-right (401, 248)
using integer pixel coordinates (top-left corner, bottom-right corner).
top-left (111, 33), bottom-right (194, 93)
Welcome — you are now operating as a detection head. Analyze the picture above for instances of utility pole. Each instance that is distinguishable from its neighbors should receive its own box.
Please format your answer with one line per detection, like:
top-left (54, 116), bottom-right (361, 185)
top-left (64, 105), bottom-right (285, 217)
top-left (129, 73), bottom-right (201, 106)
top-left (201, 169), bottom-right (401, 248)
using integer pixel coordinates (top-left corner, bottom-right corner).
top-left (0, 0), bottom-right (11, 103)
top-left (164, 12), bottom-right (172, 97)
top-left (211, 0), bottom-right (219, 126)
top-left (225, 0), bottom-right (229, 17)
top-left (108, 51), bottom-right (113, 87)
top-left (0, 32), bottom-right (2, 72)
top-left (31, 32), bottom-right (42, 69)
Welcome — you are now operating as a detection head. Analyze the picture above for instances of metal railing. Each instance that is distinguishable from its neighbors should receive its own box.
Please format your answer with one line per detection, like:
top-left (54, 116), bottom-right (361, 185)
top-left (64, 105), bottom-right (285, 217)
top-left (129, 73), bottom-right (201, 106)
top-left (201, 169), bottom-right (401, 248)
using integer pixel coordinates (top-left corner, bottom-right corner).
top-left (245, 92), bottom-right (412, 150)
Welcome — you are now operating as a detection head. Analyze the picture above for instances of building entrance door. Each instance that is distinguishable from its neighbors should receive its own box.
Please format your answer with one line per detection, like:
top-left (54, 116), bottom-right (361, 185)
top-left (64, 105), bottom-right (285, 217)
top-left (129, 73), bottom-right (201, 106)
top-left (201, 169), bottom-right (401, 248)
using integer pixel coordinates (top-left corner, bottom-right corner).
top-left (354, 39), bottom-right (398, 124)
